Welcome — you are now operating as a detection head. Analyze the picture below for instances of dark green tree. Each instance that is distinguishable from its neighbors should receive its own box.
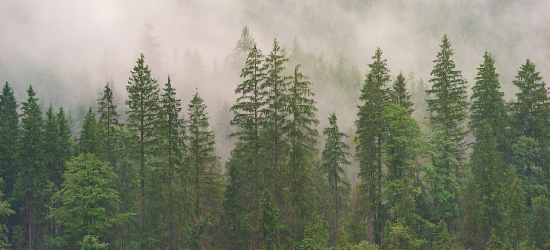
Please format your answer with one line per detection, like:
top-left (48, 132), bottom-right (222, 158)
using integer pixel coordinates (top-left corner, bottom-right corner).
top-left (503, 167), bottom-right (527, 250)
top-left (16, 85), bottom-right (45, 250)
top-left (158, 75), bottom-right (186, 250)
top-left (470, 121), bottom-right (506, 245)
top-left (432, 220), bottom-right (459, 250)
top-left (125, 53), bottom-right (160, 239)
top-left (531, 195), bottom-right (550, 249)
top-left (511, 136), bottom-right (546, 206)
top-left (321, 112), bottom-right (350, 247)
top-left (390, 73), bottom-right (413, 114)
top-left (285, 64), bottom-right (319, 245)
top-left (470, 52), bottom-right (508, 157)
top-left (0, 82), bottom-right (19, 208)
top-left (186, 91), bottom-right (222, 248)
top-left (259, 189), bottom-right (281, 250)
top-left (0, 178), bottom-right (15, 249)
top-left (225, 43), bottom-right (266, 249)
top-left (511, 59), bottom-right (550, 193)
top-left (355, 47), bottom-right (390, 244)
top-left (426, 34), bottom-right (468, 229)
top-left (97, 81), bottom-right (119, 164)
top-left (78, 107), bottom-right (103, 155)
top-left (261, 39), bottom-right (290, 203)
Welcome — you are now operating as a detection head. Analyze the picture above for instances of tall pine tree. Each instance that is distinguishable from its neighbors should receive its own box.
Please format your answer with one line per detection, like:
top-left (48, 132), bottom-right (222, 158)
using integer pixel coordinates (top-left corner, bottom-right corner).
top-left (355, 47), bottom-right (390, 244)
top-left (426, 34), bottom-right (468, 229)
top-left (126, 53), bottom-right (161, 243)
top-left (321, 112), bottom-right (350, 247)
top-left (97, 81), bottom-right (120, 164)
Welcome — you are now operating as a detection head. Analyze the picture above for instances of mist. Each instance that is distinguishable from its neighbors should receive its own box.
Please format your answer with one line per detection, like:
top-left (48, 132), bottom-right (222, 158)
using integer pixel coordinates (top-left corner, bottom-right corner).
top-left (2, 0), bottom-right (550, 160)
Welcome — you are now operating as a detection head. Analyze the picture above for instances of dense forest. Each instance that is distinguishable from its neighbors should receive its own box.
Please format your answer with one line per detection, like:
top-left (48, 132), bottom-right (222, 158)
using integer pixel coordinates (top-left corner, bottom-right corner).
top-left (2, 1), bottom-right (550, 250)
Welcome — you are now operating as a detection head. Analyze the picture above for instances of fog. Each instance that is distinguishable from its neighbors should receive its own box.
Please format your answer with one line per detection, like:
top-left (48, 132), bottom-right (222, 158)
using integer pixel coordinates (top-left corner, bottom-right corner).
top-left (2, 0), bottom-right (550, 161)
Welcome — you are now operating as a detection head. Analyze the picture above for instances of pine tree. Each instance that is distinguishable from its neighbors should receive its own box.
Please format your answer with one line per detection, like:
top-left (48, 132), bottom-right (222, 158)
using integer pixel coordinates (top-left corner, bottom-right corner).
top-left (186, 91), bottom-right (222, 247)
top-left (355, 47), bottom-right (390, 244)
top-left (426, 34), bottom-right (468, 229)
top-left (432, 220), bottom-right (459, 250)
top-left (259, 189), bottom-right (281, 250)
top-left (261, 39), bottom-right (290, 203)
top-left (321, 112), bottom-right (350, 247)
top-left (225, 43), bottom-right (266, 249)
top-left (0, 178), bottom-right (15, 249)
top-left (78, 107), bottom-right (103, 155)
top-left (17, 85), bottom-right (45, 250)
top-left (531, 195), bottom-right (550, 249)
top-left (470, 52), bottom-right (508, 156)
top-left (0, 82), bottom-right (19, 209)
top-left (471, 121), bottom-right (506, 245)
top-left (158, 75), bottom-right (186, 250)
top-left (57, 107), bottom-right (72, 184)
top-left (511, 136), bottom-right (545, 206)
top-left (390, 73), bottom-right (413, 114)
top-left (285, 64), bottom-right (319, 245)
top-left (97, 81), bottom-right (119, 164)
top-left (503, 168), bottom-right (527, 250)
top-left (125, 53), bottom-right (161, 240)
top-left (511, 59), bottom-right (550, 192)
top-left (235, 26), bottom-right (255, 56)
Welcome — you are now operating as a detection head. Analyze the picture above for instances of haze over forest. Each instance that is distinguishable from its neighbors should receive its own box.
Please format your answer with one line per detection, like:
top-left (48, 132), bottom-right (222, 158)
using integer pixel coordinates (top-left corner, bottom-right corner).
top-left (2, 0), bottom-right (550, 249)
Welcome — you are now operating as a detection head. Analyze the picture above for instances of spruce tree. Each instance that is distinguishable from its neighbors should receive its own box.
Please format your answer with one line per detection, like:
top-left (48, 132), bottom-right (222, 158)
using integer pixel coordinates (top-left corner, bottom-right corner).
top-left (78, 107), bottom-right (103, 155)
top-left (470, 52), bottom-right (508, 155)
top-left (97, 81), bottom-right (119, 164)
top-left (321, 112), bottom-right (350, 247)
top-left (390, 73), bottom-right (413, 114)
top-left (125, 53), bottom-right (161, 239)
top-left (0, 82), bottom-right (19, 206)
top-left (426, 34), bottom-right (468, 229)
top-left (186, 90), bottom-right (222, 247)
top-left (503, 168), bottom-right (527, 250)
top-left (355, 47), bottom-right (390, 244)
top-left (158, 75), bottom-right (186, 250)
top-left (531, 195), bottom-right (550, 249)
top-left (259, 189), bottom-right (281, 250)
top-left (285, 64), bottom-right (319, 245)
top-left (261, 39), bottom-right (290, 203)
top-left (471, 121), bottom-right (505, 245)
top-left (511, 59), bottom-right (550, 192)
top-left (225, 43), bottom-right (266, 249)
top-left (17, 85), bottom-right (45, 250)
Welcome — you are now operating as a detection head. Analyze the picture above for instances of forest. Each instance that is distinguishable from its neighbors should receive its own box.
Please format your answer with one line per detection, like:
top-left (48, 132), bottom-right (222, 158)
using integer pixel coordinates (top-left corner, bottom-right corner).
top-left (2, 1), bottom-right (550, 250)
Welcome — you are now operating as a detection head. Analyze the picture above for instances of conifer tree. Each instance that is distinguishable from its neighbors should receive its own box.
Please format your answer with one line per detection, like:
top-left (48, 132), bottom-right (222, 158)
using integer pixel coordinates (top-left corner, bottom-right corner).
top-left (125, 53), bottom-right (161, 239)
top-left (471, 121), bottom-right (505, 245)
top-left (390, 73), bottom-right (413, 114)
top-left (78, 107), bottom-right (103, 155)
top-left (97, 81), bottom-right (119, 164)
top-left (57, 107), bottom-right (72, 183)
top-left (470, 52), bottom-right (508, 155)
top-left (503, 168), bottom-right (527, 250)
top-left (432, 220), bottom-right (459, 250)
top-left (259, 189), bottom-right (281, 250)
top-left (186, 91), bottom-right (222, 247)
top-left (285, 64), bottom-right (319, 245)
top-left (0, 82), bottom-right (19, 205)
top-left (511, 59), bottom-right (550, 192)
top-left (261, 39), bottom-right (290, 202)
top-left (321, 112), bottom-right (350, 247)
top-left (426, 34), bottom-right (468, 229)
top-left (158, 76), bottom-right (186, 250)
top-left (17, 85), bottom-right (45, 250)
top-left (355, 47), bottom-right (390, 244)
top-left (225, 43), bottom-right (266, 249)
top-left (235, 26), bottom-right (255, 56)
top-left (531, 195), bottom-right (550, 249)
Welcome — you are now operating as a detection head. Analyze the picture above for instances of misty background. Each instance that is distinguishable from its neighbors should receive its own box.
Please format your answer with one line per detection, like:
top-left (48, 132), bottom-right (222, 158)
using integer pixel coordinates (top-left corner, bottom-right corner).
top-left (1, 0), bottom-right (549, 167)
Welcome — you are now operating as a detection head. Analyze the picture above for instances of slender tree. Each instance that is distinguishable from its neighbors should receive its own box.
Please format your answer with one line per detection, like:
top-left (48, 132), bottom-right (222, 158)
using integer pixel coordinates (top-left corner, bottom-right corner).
top-left (125, 53), bottom-right (160, 242)
top-left (97, 81), bottom-right (120, 164)
top-left (0, 82), bottom-right (19, 210)
top-left (78, 107), bottom-right (103, 156)
top-left (225, 43), bottom-right (266, 249)
top-left (158, 75), bottom-right (186, 250)
top-left (17, 85), bottom-right (45, 250)
top-left (355, 47), bottom-right (390, 244)
top-left (426, 34), bottom-right (468, 229)
top-left (321, 112), bottom-right (350, 247)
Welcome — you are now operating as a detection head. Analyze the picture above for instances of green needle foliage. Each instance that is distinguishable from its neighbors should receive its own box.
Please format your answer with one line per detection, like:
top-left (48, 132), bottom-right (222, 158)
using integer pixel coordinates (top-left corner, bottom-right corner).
top-left (97, 82), bottom-right (120, 164)
top-left (355, 47), bottom-right (390, 244)
top-left (390, 73), bottom-right (413, 114)
top-left (0, 82), bottom-right (19, 204)
top-left (321, 112), bottom-right (350, 247)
